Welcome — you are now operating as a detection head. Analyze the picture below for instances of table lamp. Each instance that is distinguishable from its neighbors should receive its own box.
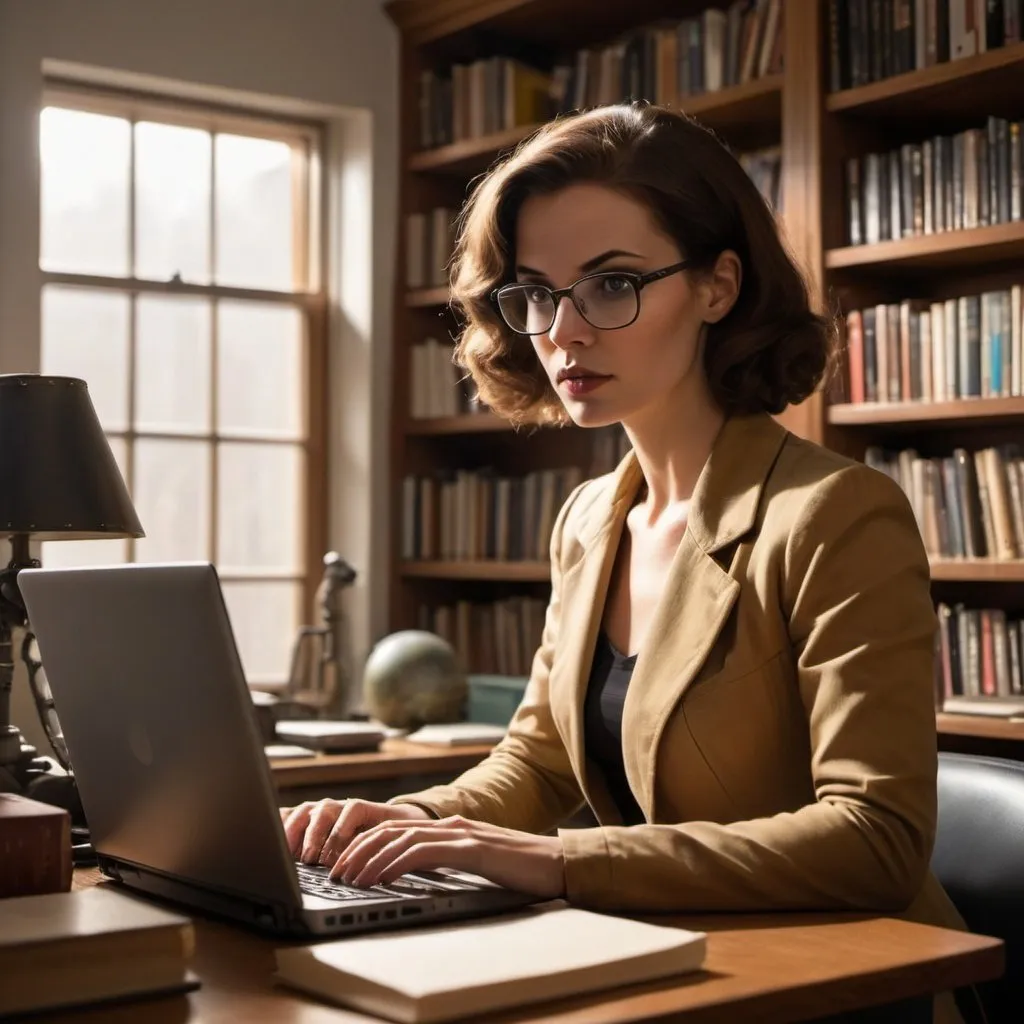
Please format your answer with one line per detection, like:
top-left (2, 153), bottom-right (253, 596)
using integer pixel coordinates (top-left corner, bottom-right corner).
top-left (0, 374), bottom-right (144, 802)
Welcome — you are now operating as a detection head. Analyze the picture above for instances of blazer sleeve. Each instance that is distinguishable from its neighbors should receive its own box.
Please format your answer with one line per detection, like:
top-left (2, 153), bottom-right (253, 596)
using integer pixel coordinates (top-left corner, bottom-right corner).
top-left (385, 485), bottom-right (588, 834)
top-left (558, 464), bottom-right (940, 912)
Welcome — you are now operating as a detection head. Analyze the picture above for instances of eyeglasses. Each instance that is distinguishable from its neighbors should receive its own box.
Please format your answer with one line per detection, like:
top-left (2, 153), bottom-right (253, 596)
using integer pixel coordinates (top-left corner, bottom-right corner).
top-left (490, 260), bottom-right (691, 336)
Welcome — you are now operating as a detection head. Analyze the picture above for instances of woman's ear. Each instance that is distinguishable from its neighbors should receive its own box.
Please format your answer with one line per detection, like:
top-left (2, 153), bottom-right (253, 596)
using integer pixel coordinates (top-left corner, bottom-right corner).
top-left (702, 249), bottom-right (742, 324)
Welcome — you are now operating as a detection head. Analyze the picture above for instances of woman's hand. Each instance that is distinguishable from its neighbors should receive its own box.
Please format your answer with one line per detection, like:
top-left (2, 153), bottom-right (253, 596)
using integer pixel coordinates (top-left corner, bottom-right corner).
top-left (329, 814), bottom-right (566, 900)
top-left (280, 798), bottom-right (432, 866)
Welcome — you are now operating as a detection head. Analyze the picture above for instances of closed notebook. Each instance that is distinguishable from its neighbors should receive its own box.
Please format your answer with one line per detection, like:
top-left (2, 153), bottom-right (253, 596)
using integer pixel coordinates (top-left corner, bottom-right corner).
top-left (0, 885), bottom-right (197, 1017)
top-left (274, 901), bottom-right (706, 1023)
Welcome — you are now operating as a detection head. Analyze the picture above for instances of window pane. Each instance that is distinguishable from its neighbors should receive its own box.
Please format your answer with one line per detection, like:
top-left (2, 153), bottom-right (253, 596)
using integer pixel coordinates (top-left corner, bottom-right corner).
top-left (40, 107), bottom-right (130, 276)
top-left (135, 122), bottom-right (211, 283)
top-left (217, 443), bottom-right (302, 573)
top-left (41, 286), bottom-right (130, 431)
top-left (221, 581), bottom-right (301, 685)
top-left (215, 134), bottom-right (294, 290)
top-left (217, 301), bottom-right (303, 437)
top-left (136, 295), bottom-right (211, 433)
top-left (40, 438), bottom-right (130, 568)
top-left (133, 439), bottom-right (210, 562)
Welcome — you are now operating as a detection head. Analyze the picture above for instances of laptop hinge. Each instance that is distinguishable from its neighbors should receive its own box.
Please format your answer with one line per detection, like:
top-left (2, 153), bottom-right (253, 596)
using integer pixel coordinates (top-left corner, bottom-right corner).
top-left (99, 855), bottom-right (308, 936)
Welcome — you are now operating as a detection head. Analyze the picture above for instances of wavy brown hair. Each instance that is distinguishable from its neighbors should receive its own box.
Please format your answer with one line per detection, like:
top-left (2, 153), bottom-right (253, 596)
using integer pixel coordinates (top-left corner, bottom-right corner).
top-left (450, 103), bottom-right (835, 426)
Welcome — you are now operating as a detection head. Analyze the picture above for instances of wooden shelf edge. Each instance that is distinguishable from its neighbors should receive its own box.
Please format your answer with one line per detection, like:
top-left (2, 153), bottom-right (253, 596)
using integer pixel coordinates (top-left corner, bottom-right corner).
top-left (936, 711), bottom-right (1024, 742)
top-left (827, 42), bottom-right (1024, 113)
top-left (678, 72), bottom-right (783, 118)
top-left (409, 123), bottom-right (541, 172)
top-left (828, 397), bottom-right (1024, 426)
top-left (405, 413), bottom-right (515, 435)
top-left (930, 560), bottom-right (1024, 582)
top-left (406, 286), bottom-right (451, 308)
top-left (400, 560), bottom-right (551, 581)
top-left (825, 222), bottom-right (1024, 270)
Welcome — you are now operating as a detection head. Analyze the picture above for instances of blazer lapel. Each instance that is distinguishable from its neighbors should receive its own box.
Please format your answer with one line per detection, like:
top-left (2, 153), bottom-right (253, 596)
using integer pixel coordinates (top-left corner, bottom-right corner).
top-left (619, 413), bottom-right (789, 821)
top-left (549, 453), bottom-right (642, 809)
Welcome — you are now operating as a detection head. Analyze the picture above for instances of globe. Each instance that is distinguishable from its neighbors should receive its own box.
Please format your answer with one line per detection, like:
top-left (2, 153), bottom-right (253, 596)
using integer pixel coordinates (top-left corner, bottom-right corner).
top-left (362, 630), bottom-right (467, 729)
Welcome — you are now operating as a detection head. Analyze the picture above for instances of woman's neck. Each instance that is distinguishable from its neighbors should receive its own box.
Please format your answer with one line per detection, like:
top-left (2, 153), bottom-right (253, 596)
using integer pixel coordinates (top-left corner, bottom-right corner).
top-left (623, 384), bottom-right (725, 526)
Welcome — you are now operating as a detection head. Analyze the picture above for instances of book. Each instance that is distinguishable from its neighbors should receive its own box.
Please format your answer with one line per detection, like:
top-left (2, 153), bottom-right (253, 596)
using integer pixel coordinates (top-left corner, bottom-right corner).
top-left (404, 722), bottom-right (509, 746)
top-left (0, 885), bottom-right (196, 1017)
top-left (275, 901), bottom-right (706, 1023)
top-left (0, 792), bottom-right (72, 897)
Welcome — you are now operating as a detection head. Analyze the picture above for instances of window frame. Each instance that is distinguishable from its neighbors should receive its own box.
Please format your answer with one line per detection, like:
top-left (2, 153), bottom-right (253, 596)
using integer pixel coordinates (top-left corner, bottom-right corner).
top-left (39, 82), bottom-right (330, 686)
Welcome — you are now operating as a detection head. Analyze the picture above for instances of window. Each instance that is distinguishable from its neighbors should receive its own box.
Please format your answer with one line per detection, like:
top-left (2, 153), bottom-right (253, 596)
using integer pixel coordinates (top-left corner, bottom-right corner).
top-left (38, 87), bottom-right (327, 688)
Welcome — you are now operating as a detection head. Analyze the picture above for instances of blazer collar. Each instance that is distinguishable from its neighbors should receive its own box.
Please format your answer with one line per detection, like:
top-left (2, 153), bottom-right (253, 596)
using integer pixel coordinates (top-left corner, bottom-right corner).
top-left (571, 412), bottom-right (788, 557)
top-left (551, 412), bottom-right (789, 822)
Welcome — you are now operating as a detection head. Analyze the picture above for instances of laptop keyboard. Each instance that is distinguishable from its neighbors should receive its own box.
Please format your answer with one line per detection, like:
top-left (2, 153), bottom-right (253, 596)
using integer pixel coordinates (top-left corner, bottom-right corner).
top-left (296, 863), bottom-right (473, 902)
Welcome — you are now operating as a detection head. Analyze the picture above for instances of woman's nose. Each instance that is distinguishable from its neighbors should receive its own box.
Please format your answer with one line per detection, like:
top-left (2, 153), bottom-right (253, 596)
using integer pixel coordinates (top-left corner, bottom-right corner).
top-left (546, 294), bottom-right (595, 350)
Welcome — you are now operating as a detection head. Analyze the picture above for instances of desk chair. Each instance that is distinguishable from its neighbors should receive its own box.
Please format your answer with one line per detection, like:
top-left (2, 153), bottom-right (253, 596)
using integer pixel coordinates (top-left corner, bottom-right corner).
top-left (933, 752), bottom-right (1024, 1024)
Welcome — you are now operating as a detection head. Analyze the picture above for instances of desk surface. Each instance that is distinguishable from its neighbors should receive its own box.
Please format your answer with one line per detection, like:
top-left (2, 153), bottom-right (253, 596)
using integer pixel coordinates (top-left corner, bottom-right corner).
top-left (268, 738), bottom-right (495, 790)
top-left (51, 869), bottom-right (1002, 1024)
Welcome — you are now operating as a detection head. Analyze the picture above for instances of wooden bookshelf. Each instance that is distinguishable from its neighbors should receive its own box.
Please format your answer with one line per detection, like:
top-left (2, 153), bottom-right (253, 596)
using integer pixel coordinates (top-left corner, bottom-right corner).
top-left (408, 123), bottom-right (543, 176)
top-left (400, 560), bottom-right (551, 582)
top-left (826, 41), bottom-right (1024, 120)
top-left (828, 398), bottom-right (1024, 428)
top-left (386, 1), bottom-right (1024, 755)
top-left (930, 561), bottom-right (1024, 584)
top-left (825, 223), bottom-right (1024, 273)
top-left (821, 7), bottom-right (1024, 754)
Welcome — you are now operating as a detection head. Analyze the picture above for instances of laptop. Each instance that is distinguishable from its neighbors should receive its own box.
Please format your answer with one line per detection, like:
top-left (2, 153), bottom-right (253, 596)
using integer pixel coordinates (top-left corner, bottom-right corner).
top-left (18, 562), bottom-right (535, 938)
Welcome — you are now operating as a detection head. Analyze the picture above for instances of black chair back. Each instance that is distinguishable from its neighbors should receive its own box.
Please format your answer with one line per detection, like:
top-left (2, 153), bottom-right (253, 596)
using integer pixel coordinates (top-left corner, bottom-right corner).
top-left (934, 752), bottom-right (1024, 1023)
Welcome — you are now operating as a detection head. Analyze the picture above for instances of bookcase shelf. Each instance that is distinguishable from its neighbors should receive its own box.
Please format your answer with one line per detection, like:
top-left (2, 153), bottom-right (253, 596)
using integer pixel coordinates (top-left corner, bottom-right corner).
top-left (828, 398), bottom-right (1024, 429)
top-left (400, 560), bottom-right (551, 582)
top-left (930, 560), bottom-right (1024, 584)
top-left (825, 223), bottom-right (1024, 273)
top-left (936, 711), bottom-right (1024, 743)
top-left (405, 414), bottom-right (515, 436)
top-left (827, 41), bottom-right (1024, 120)
top-left (409, 123), bottom-right (543, 176)
top-left (406, 287), bottom-right (450, 308)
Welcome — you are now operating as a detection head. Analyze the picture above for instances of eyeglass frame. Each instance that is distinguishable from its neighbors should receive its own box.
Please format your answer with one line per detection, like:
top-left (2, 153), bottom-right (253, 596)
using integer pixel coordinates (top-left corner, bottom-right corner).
top-left (490, 259), bottom-right (693, 336)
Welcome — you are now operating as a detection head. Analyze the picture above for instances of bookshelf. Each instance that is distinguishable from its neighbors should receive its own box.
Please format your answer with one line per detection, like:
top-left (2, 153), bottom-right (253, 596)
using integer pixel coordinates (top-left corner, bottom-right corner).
top-left (385, 0), bottom-right (1024, 753)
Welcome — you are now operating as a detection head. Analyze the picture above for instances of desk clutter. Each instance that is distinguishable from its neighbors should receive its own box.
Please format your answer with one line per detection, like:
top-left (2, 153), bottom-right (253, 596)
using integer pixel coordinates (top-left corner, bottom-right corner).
top-left (273, 901), bottom-right (707, 1024)
top-left (0, 885), bottom-right (197, 1018)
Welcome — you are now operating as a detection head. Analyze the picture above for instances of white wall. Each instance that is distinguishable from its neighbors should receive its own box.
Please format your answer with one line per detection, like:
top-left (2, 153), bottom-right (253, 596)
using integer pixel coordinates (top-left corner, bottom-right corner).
top-left (0, 0), bottom-right (398, 750)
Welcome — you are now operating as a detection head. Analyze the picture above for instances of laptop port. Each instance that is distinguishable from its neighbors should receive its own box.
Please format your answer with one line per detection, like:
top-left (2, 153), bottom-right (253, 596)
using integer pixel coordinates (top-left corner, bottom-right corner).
top-left (385, 910), bottom-right (396, 919)
top-left (400, 906), bottom-right (422, 917)
top-left (341, 914), bottom-right (353, 925)
top-left (324, 915), bottom-right (336, 926)
top-left (368, 911), bottom-right (379, 922)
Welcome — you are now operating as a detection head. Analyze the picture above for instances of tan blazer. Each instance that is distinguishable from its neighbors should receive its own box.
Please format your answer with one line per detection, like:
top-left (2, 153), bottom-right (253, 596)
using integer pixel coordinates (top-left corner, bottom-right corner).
top-left (391, 413), bottom-right (963, 935)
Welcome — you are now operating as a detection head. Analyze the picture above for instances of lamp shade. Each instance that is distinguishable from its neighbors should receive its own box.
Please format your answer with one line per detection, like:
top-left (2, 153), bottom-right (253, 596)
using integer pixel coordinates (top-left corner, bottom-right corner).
top-left (0, 374), bottom-right (143, 541)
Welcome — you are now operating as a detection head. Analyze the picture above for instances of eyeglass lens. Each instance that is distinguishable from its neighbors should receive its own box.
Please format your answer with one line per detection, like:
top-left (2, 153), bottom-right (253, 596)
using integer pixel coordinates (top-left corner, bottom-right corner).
top-left (498, 274), bottom-right (639, 334)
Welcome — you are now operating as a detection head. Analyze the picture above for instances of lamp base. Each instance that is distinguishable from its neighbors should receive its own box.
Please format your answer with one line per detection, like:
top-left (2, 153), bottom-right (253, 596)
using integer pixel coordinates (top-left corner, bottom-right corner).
top-left (0, 725), bottom-right (84, 827)
top-left (0, 723), bottom-right (33, 764)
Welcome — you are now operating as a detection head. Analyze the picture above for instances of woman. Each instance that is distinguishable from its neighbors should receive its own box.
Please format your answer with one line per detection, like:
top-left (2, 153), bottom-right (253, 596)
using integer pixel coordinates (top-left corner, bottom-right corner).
top-left (283, 104), bottom-right (963, 948)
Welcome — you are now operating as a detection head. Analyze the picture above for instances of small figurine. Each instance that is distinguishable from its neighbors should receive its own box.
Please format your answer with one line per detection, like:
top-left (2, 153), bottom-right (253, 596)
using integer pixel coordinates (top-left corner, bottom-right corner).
top-left (286, 552), bottom-right (357, 714)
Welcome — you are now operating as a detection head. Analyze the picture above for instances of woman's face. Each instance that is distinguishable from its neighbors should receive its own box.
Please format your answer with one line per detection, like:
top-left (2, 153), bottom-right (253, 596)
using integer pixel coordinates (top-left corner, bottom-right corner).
top-left (514, 182), bottom-right (721, 431)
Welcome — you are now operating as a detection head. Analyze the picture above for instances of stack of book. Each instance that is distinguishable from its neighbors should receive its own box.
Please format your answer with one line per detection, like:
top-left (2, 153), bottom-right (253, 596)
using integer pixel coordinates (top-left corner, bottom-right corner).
top-left (937, 601), bottom-right (1024, 706)
top-left (829, 0), bottom-right (1023, 90)
top-left (865, 443), bottom-right (1024, 561)
top-left (842, 286), bottom-right (1023, 404)
top-left (421, 595), bottom-right (547, 677)
top-left (844, 117), bottom-right (1023, 247)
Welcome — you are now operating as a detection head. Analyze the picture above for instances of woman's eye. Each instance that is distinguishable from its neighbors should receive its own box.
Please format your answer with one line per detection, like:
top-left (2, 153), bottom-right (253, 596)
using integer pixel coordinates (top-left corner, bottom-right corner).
top-left (524, 287), bottom-right (549, 303)
top-left (600, 275), bottom-right (630, 295)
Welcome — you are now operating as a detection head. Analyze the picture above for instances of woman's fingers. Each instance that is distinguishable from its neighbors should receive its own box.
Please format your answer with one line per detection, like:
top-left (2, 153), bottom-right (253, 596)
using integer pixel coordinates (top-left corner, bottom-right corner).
top-left (297, 800), bottom-right (345, 863)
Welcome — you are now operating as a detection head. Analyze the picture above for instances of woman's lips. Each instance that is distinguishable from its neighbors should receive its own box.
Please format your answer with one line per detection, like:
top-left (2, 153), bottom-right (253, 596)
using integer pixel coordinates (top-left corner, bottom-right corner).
top-left (560, 374), bottom-right (611, 397)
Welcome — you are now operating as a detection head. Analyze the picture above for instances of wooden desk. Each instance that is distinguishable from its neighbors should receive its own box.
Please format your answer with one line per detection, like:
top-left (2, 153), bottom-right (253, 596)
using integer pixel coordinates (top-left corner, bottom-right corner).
top-left (54, 870), bottom-right (1002, 1023)
top-left (268, 739), bottom-right (495, 804)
